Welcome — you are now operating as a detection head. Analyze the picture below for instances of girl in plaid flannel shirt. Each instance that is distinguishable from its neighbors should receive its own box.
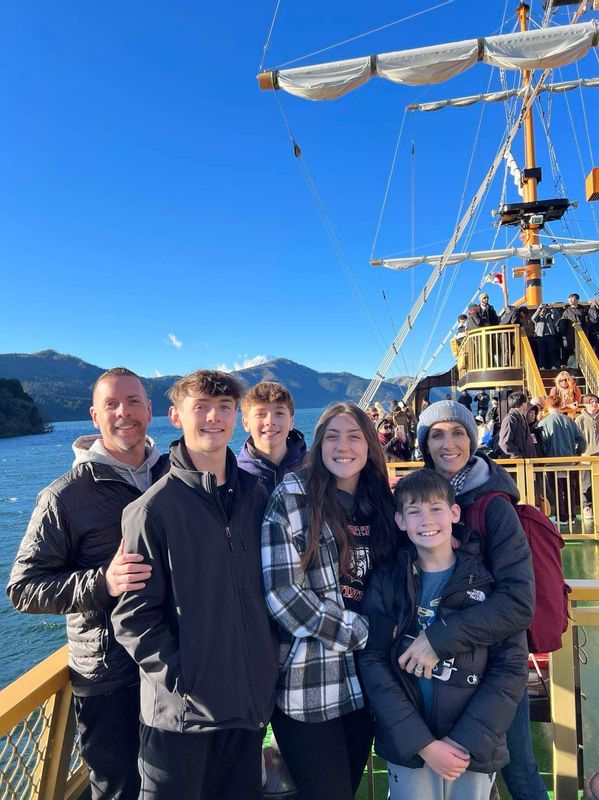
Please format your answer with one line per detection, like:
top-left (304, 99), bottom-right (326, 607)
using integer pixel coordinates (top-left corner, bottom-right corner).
top-left (262, 402), bottom-right (398, 800)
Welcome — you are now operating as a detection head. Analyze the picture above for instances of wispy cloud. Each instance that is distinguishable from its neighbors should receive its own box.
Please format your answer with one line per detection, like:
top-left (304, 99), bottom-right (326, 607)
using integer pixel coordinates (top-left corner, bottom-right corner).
top-left (216, 354), bottom-right (272, 373)
top-left (167, 333), bottom-right (182, 350)
top-left (154, 369), bottom-right (163, 378)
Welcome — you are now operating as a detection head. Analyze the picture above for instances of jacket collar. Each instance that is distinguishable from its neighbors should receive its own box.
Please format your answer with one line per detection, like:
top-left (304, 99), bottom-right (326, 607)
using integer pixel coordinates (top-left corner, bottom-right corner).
top-left (169, 437), bottom-right (239, 497)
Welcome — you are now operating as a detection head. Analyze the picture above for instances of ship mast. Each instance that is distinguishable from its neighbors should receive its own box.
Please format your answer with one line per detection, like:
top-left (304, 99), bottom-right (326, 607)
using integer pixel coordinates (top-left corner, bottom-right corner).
top-left (518, 2), bottom-right (543, 306)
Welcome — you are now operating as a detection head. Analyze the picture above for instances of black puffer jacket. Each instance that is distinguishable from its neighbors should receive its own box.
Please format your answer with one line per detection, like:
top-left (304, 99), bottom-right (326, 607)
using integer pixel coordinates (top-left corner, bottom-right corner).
top-left (112, 441), bottom-right (279, 733)
top-left (360, 528), bottom-right (528, 772)
top-left (7, 455), bottom-right (168, 696)
top-left (424, 454), bottom-right (535, 660)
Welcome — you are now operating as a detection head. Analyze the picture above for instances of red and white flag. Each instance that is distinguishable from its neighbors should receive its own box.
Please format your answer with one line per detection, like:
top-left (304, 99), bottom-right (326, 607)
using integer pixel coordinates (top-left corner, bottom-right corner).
top-left (483, 272), bottom-right (503, 286)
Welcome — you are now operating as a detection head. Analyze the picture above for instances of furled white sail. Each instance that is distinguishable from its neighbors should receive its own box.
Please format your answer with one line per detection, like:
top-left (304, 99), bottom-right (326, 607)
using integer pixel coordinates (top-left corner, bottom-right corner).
top-left (407, 76), bottom-right (599, 112)
top-left (259, 21), bottom-right (599, 100)
top-left (373, 241), bottom-right (599, 271)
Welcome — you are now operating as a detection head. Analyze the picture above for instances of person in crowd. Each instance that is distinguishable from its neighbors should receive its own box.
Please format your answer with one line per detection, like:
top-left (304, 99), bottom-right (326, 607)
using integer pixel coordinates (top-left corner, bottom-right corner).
top-left (398, 400), bottom-right (544, 800)
top-left (474, 414), bottom-right (491, 450)
top-left (517, 307), bottom-right (537, 359)
top-left (474, 389), bottom-right (490, 418)
top-left (455, 314), bottom-right (468, 346)
top-left (360, 470), bottom-right (528, 800)
top-left (576, 394), bottom-right (599, 520)
top-left (444, 393), bottom-right (452, 401)
top-left (420, 398), bottom-right (431, 416)
top-left (530, 395), bottom-right (547, 416)
top-left (526, 405), bottom-right (544, 457)
top-left (376, 416), bottom-right (412, 462)
top-left (539, 395), bottom-right (586, 526)
top-left (457, 390), bottom-right (473, 411)
top-left (465, 304), bottom-right (482, 331)
top-left (393, 400), bottom-right (418, 441)
top-left (7, 368), bottom-right (169, 800)
top-left (531, 304), bottom-right (560, 369)
top-left (550, 370), bottom-right (582, 410)
top-left (261, 403), bottom-right (398, 800)
top-left (238, 381), bottom-right (306, 496)
top-left (498, 392), bottom-right (538, 459)
top-left (112, 370), bottom-right (278, 800)
top-left (485, 396), bottom-right (500, 426)
top-left (374, 401), bottom-right (387, 419)
top-left (478, 293), bottom-right (499, 327)
top-left (558, 293), bottom-right (586, 366)
top-left (587, 297), bottom-right (599, 357)
top-left (366, 406), bottom-right (380, 425)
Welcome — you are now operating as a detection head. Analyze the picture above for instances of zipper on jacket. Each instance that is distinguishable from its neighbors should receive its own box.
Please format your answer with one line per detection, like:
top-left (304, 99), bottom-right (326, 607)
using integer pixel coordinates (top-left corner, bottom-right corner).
top-left (225, 526), bottom-right (233, 552)
top-left (210, 472), bottom-right (263, 727)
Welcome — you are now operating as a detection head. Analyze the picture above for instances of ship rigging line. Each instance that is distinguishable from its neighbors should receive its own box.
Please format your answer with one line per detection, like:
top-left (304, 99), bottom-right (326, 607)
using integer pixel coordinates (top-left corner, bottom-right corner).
top-left (273, 1), bottom-right (454, 70)
top-left (358, 65), bottom-right (555, 409)
top-left (414, 68), bottom-right (497, 376)
top-left (258, 0), bottom-right (282, 73)
top-left (272, 91), bottom-right (410, 378)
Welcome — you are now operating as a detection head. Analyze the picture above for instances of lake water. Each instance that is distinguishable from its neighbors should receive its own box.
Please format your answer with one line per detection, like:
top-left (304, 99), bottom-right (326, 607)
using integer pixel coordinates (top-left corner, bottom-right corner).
top-left (0, 410), bottom-right (323, 688)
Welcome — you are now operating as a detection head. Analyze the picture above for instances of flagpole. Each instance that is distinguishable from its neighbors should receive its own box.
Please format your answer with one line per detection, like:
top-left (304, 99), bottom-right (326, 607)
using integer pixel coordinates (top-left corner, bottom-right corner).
top-left (501, 263), bottom-right (509, 308)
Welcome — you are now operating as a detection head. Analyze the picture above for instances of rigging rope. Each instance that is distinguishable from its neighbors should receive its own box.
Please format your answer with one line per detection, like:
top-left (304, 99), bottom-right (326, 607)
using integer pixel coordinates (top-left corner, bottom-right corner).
top-left (370, 110), bottom-right (408, 260)
top-left (258, 0), bottom-right (282, 73)
top-left (275, 1), bottom-right (454, 69)
top-left (273, 92), bottom-right (408, 376)
top-left (359, 64), bottom-right (555, 408)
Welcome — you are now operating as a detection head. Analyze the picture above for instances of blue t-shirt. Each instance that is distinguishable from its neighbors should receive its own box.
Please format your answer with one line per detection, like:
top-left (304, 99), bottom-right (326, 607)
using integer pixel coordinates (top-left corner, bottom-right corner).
top-left (415, 564), bottom-right (455, 724)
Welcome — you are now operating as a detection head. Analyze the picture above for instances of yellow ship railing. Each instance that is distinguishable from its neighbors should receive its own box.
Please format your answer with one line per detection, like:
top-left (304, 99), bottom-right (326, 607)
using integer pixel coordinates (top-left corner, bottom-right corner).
top-left (388, 457), bottom-right (599, 541)
top-left (551, 579), bottom-right (599, 799)
top-left (521, 333), bottom-right (546, 400)
top-left (0, 646), bottom-right (88, 800)
top-left (1, 588), bottom-right (597, 800)
top-left (574, 322), bottom-right (599, 399)
top-left (457, 324), bottom-right (522, 385)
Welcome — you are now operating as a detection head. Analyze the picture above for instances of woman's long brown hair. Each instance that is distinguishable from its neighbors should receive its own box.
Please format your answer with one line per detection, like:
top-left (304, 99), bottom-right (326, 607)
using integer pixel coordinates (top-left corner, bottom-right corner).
top-left (302, 403), bottom-right (397, 574)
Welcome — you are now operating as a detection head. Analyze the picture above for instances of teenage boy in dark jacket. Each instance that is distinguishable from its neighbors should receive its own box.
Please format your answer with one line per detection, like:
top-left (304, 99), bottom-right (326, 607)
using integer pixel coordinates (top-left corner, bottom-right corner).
top-left (360, 470), bottom-right (527, 800)
top-left (237, 381), bottom-right (306, 496)
top-left (7, 367), bottom-right (168, 800)
top-left (112, 370), bottom-right (278, 800)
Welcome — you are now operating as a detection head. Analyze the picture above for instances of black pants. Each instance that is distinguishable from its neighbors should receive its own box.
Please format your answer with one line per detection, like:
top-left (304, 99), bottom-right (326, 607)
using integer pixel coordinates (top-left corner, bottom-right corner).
top-left (73, 684), bottom-right (141, 800)
top-left (536, 336), bottom-right (559, 369)
top-left (138, 723), bottom-right (263, 800)
top-left (271, 705), bottom-right (375, 800)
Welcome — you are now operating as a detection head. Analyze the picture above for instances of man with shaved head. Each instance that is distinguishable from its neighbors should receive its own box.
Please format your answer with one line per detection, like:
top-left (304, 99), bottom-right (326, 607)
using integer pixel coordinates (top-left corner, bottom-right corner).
top-left (7, 367), bottom-right (169, 800)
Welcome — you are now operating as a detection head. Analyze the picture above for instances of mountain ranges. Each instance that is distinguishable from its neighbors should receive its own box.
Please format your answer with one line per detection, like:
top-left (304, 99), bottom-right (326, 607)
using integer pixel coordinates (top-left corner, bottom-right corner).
top-left (0, 350), bottom-right (411, 422)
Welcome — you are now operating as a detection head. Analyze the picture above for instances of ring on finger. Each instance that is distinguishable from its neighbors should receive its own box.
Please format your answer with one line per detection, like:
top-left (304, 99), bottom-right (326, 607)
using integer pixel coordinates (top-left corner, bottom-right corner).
top-left (414, 665), bottom-right (424, 674)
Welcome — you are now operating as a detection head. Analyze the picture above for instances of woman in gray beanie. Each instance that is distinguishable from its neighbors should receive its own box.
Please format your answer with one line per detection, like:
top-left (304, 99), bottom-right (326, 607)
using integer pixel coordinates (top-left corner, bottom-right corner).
top-left (406, 400), bottom-right (546, 800)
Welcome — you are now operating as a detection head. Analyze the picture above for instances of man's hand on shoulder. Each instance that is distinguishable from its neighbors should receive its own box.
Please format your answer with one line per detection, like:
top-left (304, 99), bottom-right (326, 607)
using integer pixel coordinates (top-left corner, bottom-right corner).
top-left (106, 540), bottom-right (152, 597)
top-left (397, 630), bottom-right (439, 679)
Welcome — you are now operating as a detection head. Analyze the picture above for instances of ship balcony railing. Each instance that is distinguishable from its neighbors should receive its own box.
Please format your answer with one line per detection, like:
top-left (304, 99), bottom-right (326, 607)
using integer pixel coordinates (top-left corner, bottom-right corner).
top-left (0, 645), bottom-right (88, 800)
top-left (387, 457), bottom-right (599, 541)
top-left (457, 324), bottom-right (529, 389)
top-left (574, 322), bottom-right (599, 400)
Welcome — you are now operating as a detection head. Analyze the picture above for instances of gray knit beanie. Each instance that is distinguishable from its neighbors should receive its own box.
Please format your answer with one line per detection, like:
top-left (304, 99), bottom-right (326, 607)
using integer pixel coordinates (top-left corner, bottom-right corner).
top-left (417, 400), bottom-right (479, 457)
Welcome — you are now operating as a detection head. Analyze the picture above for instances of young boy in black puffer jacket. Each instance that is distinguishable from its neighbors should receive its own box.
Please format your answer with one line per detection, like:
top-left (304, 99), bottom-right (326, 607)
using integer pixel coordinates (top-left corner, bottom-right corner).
top-left (359, 470), bottom-right (528, 800)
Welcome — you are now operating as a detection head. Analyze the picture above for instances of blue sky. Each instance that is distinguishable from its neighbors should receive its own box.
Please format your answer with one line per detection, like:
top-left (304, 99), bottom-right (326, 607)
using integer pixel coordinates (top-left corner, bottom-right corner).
top-left (1, 0), bottom-right (597, 382)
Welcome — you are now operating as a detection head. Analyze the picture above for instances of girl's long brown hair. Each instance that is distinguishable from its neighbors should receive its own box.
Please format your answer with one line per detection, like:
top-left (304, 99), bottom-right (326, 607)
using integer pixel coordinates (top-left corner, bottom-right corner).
top-left (302, 402), bottom-right (397, 574)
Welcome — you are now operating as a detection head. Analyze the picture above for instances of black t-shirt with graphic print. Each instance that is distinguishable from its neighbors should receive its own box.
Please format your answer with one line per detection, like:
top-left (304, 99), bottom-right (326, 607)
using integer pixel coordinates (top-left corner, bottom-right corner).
top-left (337, 490), bottom-right (372, 613)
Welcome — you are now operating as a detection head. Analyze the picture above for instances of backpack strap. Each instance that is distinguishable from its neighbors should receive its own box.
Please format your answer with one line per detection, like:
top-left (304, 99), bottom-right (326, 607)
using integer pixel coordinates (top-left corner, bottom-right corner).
top-left (464, 490), bottom-right (512, 536)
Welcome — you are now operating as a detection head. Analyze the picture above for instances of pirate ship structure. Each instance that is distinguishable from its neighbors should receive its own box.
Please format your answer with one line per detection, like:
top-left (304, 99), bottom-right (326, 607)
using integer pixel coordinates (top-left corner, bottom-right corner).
top-left (1, 3), bottom-right (599, 799)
